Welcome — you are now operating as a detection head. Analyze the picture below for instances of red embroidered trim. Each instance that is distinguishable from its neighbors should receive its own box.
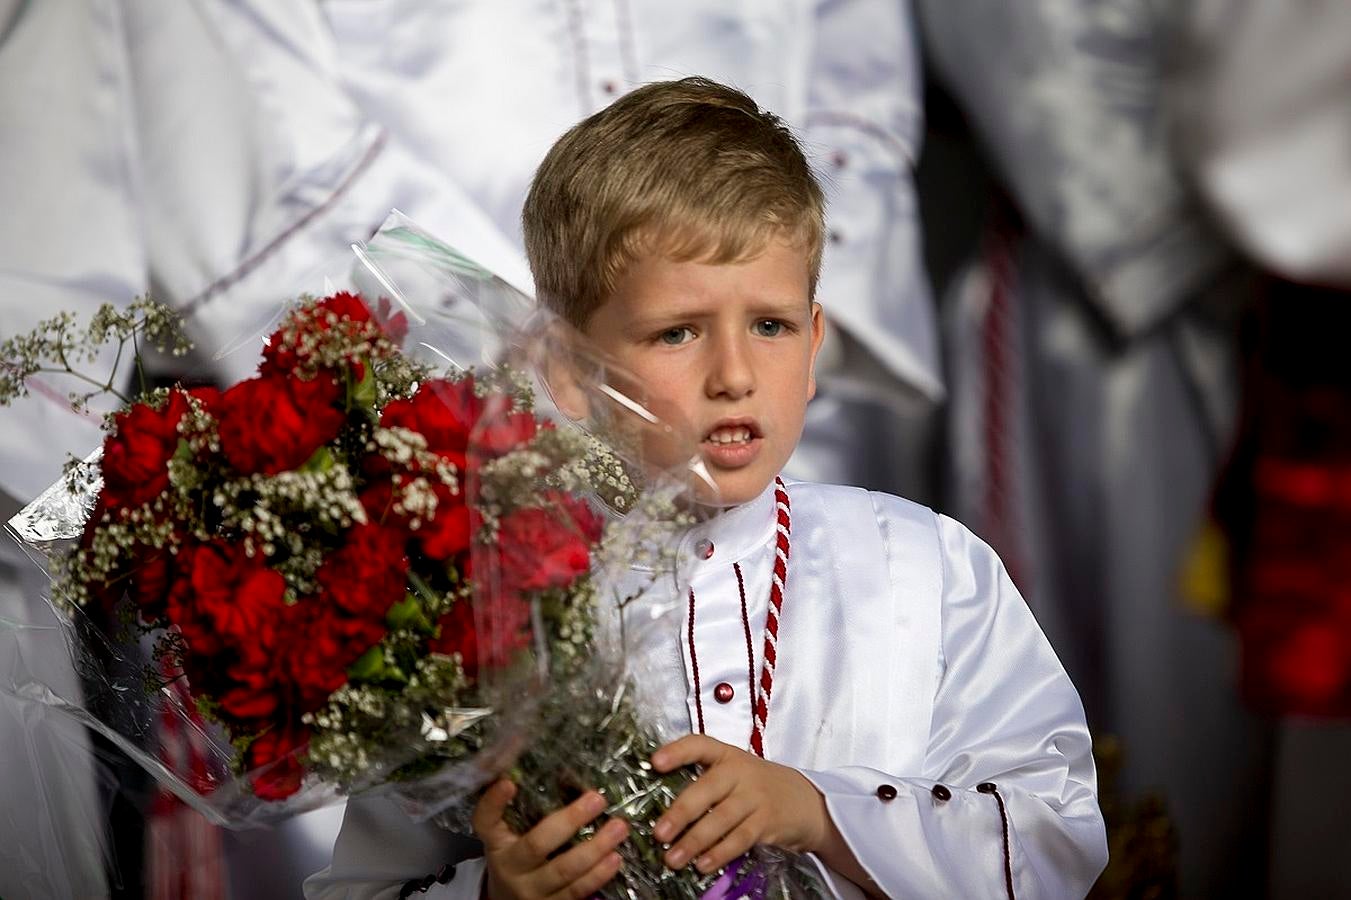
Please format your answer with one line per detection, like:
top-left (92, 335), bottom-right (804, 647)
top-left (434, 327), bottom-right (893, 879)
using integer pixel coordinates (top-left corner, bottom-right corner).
top-left (980, 783), bottom-right (1017, 900)
top-left (687, 587), bottom-right (706, 734)
top-left (733, 562), bottom-right (757, 734)
top-left (750, 477), bottom-right (791, 757)
top-left (995, 787), bottom-right (1016, 900)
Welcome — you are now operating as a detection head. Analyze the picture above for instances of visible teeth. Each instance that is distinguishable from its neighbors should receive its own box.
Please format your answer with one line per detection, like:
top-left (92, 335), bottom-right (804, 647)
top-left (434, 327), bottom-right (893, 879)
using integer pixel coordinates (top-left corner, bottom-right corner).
top-left (707, 426), bottom-right (752, 445)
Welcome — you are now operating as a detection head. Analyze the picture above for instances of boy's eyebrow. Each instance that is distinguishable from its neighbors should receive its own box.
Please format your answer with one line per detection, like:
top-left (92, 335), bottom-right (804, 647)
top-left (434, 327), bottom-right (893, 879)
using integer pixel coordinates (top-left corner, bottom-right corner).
top-left (625, 298), bottom-right (808, 332)
top-left (745, 298), bottom-right (812, 318)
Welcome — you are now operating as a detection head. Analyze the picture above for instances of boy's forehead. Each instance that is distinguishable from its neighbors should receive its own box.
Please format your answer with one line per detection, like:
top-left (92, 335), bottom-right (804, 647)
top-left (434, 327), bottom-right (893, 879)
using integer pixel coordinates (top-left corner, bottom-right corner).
top-left (596, 250), bottom-right (810, 323)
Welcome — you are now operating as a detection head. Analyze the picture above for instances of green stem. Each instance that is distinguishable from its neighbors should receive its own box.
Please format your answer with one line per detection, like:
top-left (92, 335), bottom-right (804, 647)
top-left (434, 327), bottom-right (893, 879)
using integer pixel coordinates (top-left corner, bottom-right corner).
top-left (132, 331), bottom-right (147, 399)
top-left (407, 571), bottom-right (441, 606)
top-left (32, 367), bottom-right (132, 405)
top-left (109, 335), bottom-right (126, 386)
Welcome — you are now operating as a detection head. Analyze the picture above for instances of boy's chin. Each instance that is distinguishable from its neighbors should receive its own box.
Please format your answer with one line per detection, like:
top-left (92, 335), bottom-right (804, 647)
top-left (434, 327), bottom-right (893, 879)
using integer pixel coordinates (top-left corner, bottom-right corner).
top-left (698, 468), bottom-right (775, 509)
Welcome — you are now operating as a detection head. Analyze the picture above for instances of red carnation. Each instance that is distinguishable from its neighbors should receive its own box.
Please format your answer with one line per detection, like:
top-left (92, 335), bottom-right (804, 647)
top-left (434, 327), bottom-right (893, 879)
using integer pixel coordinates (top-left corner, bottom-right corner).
top-left (420, 494), bottom-right (472, 561)
top-left (474, 393), bottom-right (543, 460)
top-left (281, 609), bottom-right (385, 711)
top-left (218, 656), bottom-right (280, 721)
top-left (263, 291), bottom-right (374, 375)
top-left (128, 545), bottom-right (177, 620)
top-left (315, 522), bottom-right (409, 619)
top-left (165, 541), bottom-right (288, 659)
top-left (101, 389), bottom-right (193, 510)
top-left (380, 377), bottom-right (537, 472)
top-left (186, 384), bottom-right (222, 413)
top-left (217, 373), bottom-right (346, 475)
top-left (247, 725), bottom-right (309, 801)
top-left (380, 378), bottom-right (479, 471)
top-left (362, 477), bottom-right (473, 562)
top-left (372, 296), bottom-right (409, 345)
top-left (427, 594), bottom-right (533, 678)
top-left (492, 496), bottom-right (603, 595)
top-left (313, 291), bottom-right (372, 324)
top-left (359, 478), bottom-right (397, 525)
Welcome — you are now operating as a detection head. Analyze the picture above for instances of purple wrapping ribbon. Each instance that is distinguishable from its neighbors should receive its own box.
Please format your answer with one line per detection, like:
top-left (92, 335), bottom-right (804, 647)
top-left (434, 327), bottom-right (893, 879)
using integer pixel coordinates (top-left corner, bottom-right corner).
top-left (587, 854), bottom-right (766, 900)
top-left (698, 855), bottom-right (767, 899)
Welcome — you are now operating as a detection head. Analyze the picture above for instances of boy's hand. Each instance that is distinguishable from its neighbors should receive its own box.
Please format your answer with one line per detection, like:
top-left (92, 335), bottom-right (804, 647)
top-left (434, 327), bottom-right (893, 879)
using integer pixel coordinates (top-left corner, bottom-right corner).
top-left (472, 779), bottom-right (628, 900)
top-left (650, 735), bottom-right (828, 875)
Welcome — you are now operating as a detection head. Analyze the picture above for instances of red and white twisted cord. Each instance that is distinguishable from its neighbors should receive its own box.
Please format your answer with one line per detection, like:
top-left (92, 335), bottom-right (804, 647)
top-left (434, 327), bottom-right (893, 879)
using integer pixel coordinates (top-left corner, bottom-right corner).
top-left (750, 477), bottom-right (791, 758)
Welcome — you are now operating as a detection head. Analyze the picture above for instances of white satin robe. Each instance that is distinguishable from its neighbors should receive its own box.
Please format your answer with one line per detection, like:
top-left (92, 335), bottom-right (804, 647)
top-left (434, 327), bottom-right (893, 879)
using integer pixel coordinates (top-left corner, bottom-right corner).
top-left (306, 480), bottom-right (1107, 899)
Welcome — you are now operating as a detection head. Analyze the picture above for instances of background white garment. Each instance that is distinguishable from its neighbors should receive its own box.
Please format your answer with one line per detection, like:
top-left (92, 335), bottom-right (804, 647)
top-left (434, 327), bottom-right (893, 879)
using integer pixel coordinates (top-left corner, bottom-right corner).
top-left (0, 4), bottom-right (142, 894)
top-left (0, 499), bottom-right (112, 899)
top-left (1172, 0), bottom-right (1351, 286)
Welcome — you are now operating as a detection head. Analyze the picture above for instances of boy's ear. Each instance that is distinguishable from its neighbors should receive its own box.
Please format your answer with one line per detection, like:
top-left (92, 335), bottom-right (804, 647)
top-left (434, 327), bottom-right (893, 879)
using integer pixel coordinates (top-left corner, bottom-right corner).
top-left (806, 301), bottom-right (826, 401)
top-left (538, 323), bottom-right (593, 421)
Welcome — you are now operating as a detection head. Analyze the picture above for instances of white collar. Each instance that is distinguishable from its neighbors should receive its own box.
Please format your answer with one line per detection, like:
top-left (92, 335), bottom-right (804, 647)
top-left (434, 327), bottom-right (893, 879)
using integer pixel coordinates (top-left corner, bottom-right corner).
top-left (676, 478), bottom-right (780, 575)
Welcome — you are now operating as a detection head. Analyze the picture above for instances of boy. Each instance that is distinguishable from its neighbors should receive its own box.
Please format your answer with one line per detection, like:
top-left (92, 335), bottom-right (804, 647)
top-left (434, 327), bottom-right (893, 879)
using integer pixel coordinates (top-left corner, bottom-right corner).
top-left (308, 77), bottom-right (1107, 899)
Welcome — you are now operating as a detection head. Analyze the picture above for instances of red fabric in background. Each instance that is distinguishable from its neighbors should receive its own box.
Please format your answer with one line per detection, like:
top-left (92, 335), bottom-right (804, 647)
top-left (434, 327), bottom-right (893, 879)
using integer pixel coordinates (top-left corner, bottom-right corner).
top-left (1217, 282), bottom-right (1351, 717)
top-left (148, 660), bottom-right (225, 900)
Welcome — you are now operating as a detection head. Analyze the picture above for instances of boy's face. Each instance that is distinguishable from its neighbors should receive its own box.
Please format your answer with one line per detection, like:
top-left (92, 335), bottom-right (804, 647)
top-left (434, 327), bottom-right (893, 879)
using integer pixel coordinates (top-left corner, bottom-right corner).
top-left (584, 238), bottom-right (824, 507)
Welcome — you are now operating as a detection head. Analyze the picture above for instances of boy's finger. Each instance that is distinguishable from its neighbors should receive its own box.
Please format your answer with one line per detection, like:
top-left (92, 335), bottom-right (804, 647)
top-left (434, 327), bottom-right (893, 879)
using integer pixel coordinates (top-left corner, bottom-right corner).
top-left (651, 767), bottom-right (732, 843)
top-left (551, 849), bottom-right (623, 900)
top-left (651, 734), bottom-right (724, 772)
top-left (471, 779), bottom-right (519, 850)
top-left (662, 794), bottom-right (752, 871)
top-left (540, 818), bottom-right (629, 894)
top-left (691, 817), bottom-right (761, 876)
top-left (513, 790), bottom-right (609, 865)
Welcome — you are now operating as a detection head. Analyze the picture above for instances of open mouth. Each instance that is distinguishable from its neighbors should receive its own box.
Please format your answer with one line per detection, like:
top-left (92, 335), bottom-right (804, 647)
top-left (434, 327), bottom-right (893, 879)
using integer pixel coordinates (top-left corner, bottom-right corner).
top-left (699, 420), bottom-right (764, 469)
top-left (705, 425), bottom-right (756, 445)
top-left (703, 420), bottom-right (763, 446)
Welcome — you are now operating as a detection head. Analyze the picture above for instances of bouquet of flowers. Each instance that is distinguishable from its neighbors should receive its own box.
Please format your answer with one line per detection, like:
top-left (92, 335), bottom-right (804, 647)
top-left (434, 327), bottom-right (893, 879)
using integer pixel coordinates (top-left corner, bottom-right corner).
top-left (2, 215), bottom-right (824, 898)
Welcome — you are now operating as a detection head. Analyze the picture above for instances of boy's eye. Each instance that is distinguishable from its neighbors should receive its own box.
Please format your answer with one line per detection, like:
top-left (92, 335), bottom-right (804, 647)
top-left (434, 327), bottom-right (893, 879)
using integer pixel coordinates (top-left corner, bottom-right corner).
top-left (657, 326), bottom-right (695, 345)
top-left (753, 319), bottom-right (784, 337)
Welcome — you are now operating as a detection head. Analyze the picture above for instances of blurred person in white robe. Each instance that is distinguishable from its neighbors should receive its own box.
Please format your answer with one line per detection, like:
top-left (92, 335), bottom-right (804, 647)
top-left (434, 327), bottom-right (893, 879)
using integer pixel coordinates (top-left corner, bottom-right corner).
top-left (915, 0), bottom-right (1270, 895)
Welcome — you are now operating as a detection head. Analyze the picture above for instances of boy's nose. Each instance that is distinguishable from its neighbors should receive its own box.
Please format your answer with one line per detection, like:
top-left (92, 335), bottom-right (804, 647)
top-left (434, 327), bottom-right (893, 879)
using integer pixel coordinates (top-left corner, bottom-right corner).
top-left (705, 334), bottom-right (756, 399)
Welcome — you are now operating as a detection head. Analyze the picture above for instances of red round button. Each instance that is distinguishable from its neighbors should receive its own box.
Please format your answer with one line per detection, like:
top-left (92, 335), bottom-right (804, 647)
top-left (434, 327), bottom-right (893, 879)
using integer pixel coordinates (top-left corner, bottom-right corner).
top-left (713, 682), bottom-right (734, 703)
top-left (696, 539), bottom-right (714, 560)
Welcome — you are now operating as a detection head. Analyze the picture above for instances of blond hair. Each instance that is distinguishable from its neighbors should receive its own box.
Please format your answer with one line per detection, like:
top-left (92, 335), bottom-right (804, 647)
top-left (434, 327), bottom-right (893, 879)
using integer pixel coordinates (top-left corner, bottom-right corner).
top-left (522, 77), bottom-right (826, 327)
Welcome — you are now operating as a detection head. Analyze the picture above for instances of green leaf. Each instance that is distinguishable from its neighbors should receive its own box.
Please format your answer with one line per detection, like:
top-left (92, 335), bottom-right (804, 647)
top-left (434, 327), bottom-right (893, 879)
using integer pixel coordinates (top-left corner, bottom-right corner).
top-left (172, 438), bottom-right (193, 463)
top-left (351, 360), bottom-right (378, 409)
top-left (301, 445), bottom-right (335, 473)
top-left (347, 645), bottom-right (386, 681)
top-left (386, 594), bottom-right (432, 632)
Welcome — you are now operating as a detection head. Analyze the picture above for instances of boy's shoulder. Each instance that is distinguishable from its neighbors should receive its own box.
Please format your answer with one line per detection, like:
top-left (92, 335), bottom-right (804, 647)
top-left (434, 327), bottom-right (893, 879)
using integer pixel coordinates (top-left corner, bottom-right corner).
top-left (785, 479), bottom-right (996, 576)
top-left (784, 478), bottom-right (939, 535)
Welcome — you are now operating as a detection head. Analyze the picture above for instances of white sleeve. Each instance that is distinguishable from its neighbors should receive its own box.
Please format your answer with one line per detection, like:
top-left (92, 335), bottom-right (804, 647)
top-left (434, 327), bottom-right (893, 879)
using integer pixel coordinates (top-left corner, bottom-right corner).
top-left (304, 795), bottom-right (486, 900)
top-left (803, 0), bottom-right (942, 402)
top-left (798, 516), bottom-right (1107, 898)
